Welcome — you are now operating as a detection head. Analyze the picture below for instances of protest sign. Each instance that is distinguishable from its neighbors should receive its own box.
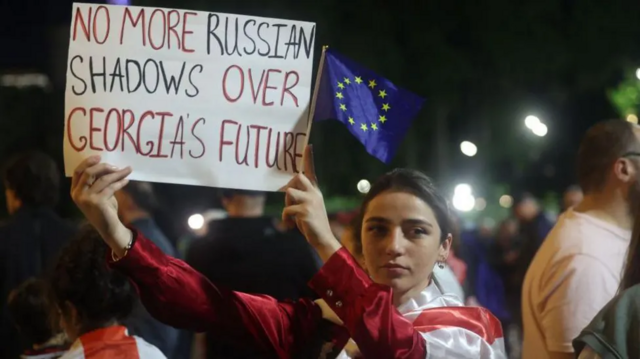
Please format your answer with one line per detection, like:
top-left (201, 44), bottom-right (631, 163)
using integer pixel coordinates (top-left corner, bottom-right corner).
top-left (63, 3), bottom-right (315, 191)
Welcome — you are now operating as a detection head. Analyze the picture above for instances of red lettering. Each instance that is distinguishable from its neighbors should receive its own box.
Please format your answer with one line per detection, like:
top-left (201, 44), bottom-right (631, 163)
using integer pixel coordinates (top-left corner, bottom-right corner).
top-left (170, 117), bottom-right (185, 159)
top-left (250, 125), bottom-right (268, 168)
top-left (181, 12), bottom-right (197, 53)
top-left (103, 108), bottom-right (122, 152)
top-left (137, 111), bottom-right (155, 156)
top-left (283, 131), bottom-right (295, 171)
top-left (89, 108), bottom-right (105, 151)
top-left (189, 118), bottom-right (206, 159)
top-left (293, 132), bottom-right (306, 173)
top-left (167, 10), bottom-right (181, 50)
top-left (281, 71), bottom-right (299, 107)
top-left (222, 65), bottom-right (244, 103)
top-left (235, 124), bottom-right (250, 166)
top-left (120, 7), bottom-right (146, 46)
top-left (121, 109), bottom-right (139, 153)
top-left (149, 9), bottom-right (167, 50)
top-left (262, 69), bottom-right (282, 106)
top-left (249, 69), bottom-right (265, 104)
top-left (72, 6), bottom-right (92, 42)
top-left (67, 107), bottom-right (88, 151)
top-left (150, 112), bottom-right (172, 158)
top-left (219, 119), bottom-right (238, 162)
top-left (93, 6), bottom-right (110, 44)
top-left (266, 128), bottom-right (281, 170)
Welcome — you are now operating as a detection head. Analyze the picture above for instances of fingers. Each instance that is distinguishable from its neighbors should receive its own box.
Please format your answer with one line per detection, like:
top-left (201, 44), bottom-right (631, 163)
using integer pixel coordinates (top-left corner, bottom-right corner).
top-left (71, 156), bottom-right (101, 189)
top-left (90, 167), bottom-right (132, 193)
top-left (302, 145), bottom-right (318, 186)
top-left (285, 187), bottom-right (309, 204)
top-left (77, 163), bottom-right (120, 190)
top-left (281, 204), bottom-right (306, 224)
top-left (100, 177), bottom-right (130, 199)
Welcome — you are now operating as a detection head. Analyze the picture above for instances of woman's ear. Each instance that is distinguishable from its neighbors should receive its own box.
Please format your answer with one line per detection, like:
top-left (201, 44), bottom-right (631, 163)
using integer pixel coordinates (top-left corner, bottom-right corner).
top-left (438, 233), bottom-right (453, 262)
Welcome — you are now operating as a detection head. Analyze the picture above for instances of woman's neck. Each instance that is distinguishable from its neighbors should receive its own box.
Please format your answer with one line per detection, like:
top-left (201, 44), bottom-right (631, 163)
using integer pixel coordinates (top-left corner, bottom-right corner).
top-left (392, 279), bottom-right (431, 307)
top-left (78, 320), bottom-right (119, 339)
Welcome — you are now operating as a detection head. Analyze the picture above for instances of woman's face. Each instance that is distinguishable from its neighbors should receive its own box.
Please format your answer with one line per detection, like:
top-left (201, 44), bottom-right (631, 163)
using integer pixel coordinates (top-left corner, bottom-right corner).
top-left (361, 191), bottom-right (450, 304)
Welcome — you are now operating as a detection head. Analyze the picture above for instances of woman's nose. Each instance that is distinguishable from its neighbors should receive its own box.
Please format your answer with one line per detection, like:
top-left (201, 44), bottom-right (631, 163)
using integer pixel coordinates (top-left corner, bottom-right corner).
top-left (384, 228), bottom-right (406, 256)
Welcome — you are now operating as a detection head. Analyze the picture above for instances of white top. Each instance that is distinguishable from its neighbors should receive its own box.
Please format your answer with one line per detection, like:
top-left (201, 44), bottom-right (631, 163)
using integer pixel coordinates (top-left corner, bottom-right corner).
top-left (433, 265), bottom-right (465, 301)
top-left (521, 209), bottom-right (631, 359)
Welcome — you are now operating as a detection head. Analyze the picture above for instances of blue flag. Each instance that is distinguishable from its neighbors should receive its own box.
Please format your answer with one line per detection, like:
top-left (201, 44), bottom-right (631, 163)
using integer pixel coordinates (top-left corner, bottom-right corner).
top-left (314, 48), bottom-right (425, 164)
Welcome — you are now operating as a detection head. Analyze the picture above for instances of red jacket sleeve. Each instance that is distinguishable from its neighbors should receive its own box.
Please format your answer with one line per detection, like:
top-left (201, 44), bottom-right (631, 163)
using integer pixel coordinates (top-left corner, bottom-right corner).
top-left (309, 248), bottom-right (427, 359)
top-left (107, 229), bottom-right (322, 358)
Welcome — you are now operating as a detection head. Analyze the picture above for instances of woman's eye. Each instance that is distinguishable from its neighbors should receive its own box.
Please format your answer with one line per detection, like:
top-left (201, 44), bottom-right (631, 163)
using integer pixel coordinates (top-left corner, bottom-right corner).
top-left (409, 227), bottom-right (428, 237)
top-left (366, 225), bottom-right (386, 234)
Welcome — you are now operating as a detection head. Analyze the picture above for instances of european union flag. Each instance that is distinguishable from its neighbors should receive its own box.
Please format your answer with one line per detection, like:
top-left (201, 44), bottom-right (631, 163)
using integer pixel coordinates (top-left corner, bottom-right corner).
top-left (314, 48), bottom-right (425, 164)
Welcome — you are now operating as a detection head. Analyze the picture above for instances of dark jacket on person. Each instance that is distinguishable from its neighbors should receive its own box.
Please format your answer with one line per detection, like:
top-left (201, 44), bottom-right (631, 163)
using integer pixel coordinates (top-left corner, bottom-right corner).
top-left (186, 216), bottom-right (322, 358)
top-left (0, 206), bottom-right (77, 358)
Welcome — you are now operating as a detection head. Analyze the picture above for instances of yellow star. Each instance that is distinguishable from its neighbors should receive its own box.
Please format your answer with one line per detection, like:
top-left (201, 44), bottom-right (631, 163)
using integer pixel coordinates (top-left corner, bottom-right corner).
top-left (337, 82), bottom-right (345, 89)
top-left (339, 103), bottom-right (347, 111)
top-left (355, 76), bottom-right (363, 84)
top-left (336, 92), bottom-right (344, 99)
top-left (371, 123), bottom-right (379, 131)
top-left (348, 117), bottom-right (355, 125)
top-left (378, 89), bottom-right (387, 99)
top-left (368, 80), bottom-right (377, 89)
top-left (378, 115), bottom-right (387, 124)
top-left (382, 103), bottom-right (391, 111)
top-left (360, 123), bottom-right (368, 131)
top-left (344, 78), bottom-right (351, 85)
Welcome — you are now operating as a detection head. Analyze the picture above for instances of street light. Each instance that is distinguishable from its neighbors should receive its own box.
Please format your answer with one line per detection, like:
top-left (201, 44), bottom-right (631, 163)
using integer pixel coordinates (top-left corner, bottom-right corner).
top-left (452, 184), bottom-right (475, 212)
top-left (357, 179), bottom-right (371, 194)
top-left (188, 214), bottom-right (205, 230)
top-left (531, 122), bottom-right (548, 137)
top-left (636, 68), bottom-right (640, 80)
top-left (524, 115), bottom-right (541, 130)
top-left (460, 141), bottom-right (478, 157)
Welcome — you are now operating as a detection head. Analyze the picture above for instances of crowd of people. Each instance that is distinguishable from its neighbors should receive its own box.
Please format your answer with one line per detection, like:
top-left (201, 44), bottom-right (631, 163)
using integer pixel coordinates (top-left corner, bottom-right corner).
top-left (0, 119), bottom-right (639, 358)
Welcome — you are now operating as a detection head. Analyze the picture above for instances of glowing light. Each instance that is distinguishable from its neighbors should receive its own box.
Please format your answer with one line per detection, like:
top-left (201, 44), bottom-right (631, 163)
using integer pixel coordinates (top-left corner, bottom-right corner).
top-left (357, 179), bottom-right (371, 194)
top-left (475, 197), bottom-right (487, 211)
top-left (460, 141), bottom-right (478, 157)
top-left (531, 122), bottom-right (548, 137)
top-left (453, 184), bottom-right (475, 212)
top-left (499, 195), bottom-right (514, 208)
top-left (636, 68), bottom-right (640, 80)
top-left (454, 184), bottom-right (472, 196)
top-left (188, 214), bottom-right (205, 230)
top-left (524, 115), bottom-right (541, 129)
top-left (627, 114), bottom-right (638, 124)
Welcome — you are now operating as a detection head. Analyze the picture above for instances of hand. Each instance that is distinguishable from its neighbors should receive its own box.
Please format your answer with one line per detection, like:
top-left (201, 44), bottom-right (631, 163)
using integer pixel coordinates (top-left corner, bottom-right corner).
top-left (70, 156), bottom-right (133, 256)
top-left (282, 145), bottom-right (341, 261)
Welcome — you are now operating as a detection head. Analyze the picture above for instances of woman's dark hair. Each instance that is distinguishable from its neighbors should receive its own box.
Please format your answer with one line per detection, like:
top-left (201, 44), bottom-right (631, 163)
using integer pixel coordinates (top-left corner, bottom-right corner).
top-left (50, 225), bottom-right (134, 333)
top-left (354, 168), bottom-right (453, 244)
top-left (2, 151), bottom-right (60, 207)
top-left (619, 215), bottom-right (640, 292)
top-left (8, 278), bottom-right (58, 346)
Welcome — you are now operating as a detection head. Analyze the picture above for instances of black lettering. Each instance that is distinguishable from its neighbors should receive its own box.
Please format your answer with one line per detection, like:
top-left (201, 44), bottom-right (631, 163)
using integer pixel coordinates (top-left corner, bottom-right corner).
top-left (70, 55), bottom-right (87, 96)
top-left (284, 25), bottom-right (299, 60)
top-left (89, 56), bottom-right (107, 93)
top-left (125, 59), bottom-right (142, 93)
top-left (243, 19), bottom-right (257, 55)
top-left (268, 24), bottom-right (286, 59)
top-left (109, 58), bottom-right (125, 92)
top-left (142, 59), bottom-right (160, 94)
top-left (257, 22), bottom-right (270, 57)
top-left (160, 61), bottom-right (186, 95)
top-left (224, 17), bottom-right (242, 57)
top-left (186, 64), bottom-right (203, 98)
top-left (298, 25), bottom-right (315, 59)
top-left (189, 117), bottom-right (206, 159)
top-left (206, 13), bottom-right (223, 55)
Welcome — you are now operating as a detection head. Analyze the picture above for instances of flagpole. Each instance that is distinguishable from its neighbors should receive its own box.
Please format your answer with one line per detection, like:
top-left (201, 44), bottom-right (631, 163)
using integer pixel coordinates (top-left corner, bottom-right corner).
top-left (301, 45), bottom-right (328, 171)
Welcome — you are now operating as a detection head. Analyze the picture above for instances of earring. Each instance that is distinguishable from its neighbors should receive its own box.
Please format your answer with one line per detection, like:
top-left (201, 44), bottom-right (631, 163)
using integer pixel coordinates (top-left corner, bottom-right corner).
top-left (437, 261), bottom-right (445, 269)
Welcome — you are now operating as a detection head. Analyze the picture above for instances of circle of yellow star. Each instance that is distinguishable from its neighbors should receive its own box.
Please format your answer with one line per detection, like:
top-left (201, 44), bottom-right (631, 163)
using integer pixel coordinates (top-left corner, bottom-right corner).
top-left (337, 82), bottom-right (345, 89)
top-left (344, 78), bottom-right (351, 85)
top-left (378, 90), bottom-right (387, 99)
top-left (371, 123), bottom-right (379, 131)
top-left (348, 117), bottom-right (355, 125)
top-left (368, 80), bottom-right (377, 89)
top-left (339, 103), bottom-right (347, 111)
top-left (382, 103), bottom-right (391, 111)
top-left (355, 76), bottom-right (363, 84)
top-left (378, 115), bottom-right (387, 124)
top-left (336, 92), bottom-right (344, 99)
top-left (360, 123), bottom-right (368, 131)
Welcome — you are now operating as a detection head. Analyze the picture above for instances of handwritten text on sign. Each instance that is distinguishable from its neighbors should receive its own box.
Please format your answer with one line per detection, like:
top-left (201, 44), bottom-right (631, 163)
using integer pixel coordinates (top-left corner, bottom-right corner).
top-left (63, 3), bottom-right (315, 191)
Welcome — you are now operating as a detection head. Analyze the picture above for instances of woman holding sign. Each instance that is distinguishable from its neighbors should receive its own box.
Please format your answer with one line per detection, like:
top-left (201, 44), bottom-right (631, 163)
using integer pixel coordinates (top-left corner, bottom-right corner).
top-left (69, 146), bottom-right (506, 359)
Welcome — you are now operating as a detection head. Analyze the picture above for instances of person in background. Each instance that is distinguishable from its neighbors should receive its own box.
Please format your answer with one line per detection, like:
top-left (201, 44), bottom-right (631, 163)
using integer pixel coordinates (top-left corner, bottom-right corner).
top-left (50, 226), bottom-right (165, 358)
top-left (522, 119), bottom-right (639, 359)
top-left (186, 189), bottom-right (322, 358)
top-left (114, 182), bottom-right (179, 358)
top-left (8, 278), bottom-right (68, 359)
top-left (562, 185), bottom-right (583, 212)
top-left (0, 151), bottom-right (77, 358)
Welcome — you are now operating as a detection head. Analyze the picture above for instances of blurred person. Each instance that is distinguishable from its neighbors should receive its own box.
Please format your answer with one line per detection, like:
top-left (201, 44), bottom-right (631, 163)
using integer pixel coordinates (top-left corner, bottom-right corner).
top-left (0, 151), bottom-right (77, 358)
top-left (114, 182), bottom-right (179, 357)
top-left (574, 207), bottom-right (640, 358)
top-left (562, 185), bottom-right (583, 211)
top-left (70, 151), bottom-right (506, 358)
top-left (522, 120), bottom-right (638, 359)
top-left (329, 213), bottom-right (347, 240)
top-left (8, 278), bottom-right (68, 359)
top-left (186, 189), bottom-right (322, 358)
top-left (50, 225), bottom-right (165, 358)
